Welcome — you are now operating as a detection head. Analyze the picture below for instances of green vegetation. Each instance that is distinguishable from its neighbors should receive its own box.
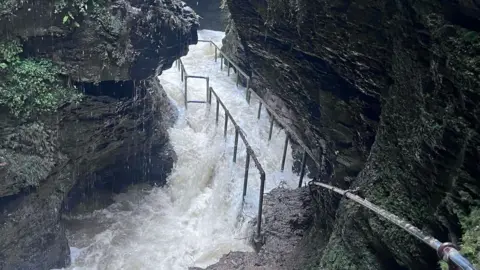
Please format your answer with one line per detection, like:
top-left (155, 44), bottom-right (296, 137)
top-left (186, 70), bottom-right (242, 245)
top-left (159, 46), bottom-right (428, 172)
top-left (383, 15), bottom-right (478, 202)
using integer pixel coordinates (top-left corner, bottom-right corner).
top-left (462, 31), bottom-right (480, 44)
top-left (460, 207), bottom-right (480, 268)
top-left (0, 39), bottom-right (82, 118)
top-left (55, 0), bottom-right (105, 27)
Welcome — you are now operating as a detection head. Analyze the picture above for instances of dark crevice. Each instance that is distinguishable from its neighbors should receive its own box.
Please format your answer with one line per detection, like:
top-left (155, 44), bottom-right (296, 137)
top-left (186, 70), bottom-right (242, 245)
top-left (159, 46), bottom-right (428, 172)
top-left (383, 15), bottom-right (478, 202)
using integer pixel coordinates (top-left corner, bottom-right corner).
top-left (0, 186), bottom-right (34, 224)
top-left (74, 80), bottom-right (135, 98)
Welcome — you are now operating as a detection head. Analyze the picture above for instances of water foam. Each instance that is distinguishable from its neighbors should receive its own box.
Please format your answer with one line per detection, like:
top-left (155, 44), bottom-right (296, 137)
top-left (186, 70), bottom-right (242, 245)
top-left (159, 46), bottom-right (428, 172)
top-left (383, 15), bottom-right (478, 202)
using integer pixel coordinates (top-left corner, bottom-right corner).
top-left (63, 30), bottom-right (306, 270)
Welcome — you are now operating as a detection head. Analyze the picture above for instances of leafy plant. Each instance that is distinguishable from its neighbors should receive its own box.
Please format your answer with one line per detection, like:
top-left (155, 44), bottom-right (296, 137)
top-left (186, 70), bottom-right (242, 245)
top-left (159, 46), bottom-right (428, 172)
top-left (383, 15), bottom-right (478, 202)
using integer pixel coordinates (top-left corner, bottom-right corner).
top-left (55, 0), bottom-right (104, 27)
top-left (0, 39), bottom-right (22, 66)
top-left (460, 207), bottom-right (480, 268)
top-left (0, 40), bottom-right (82, 118)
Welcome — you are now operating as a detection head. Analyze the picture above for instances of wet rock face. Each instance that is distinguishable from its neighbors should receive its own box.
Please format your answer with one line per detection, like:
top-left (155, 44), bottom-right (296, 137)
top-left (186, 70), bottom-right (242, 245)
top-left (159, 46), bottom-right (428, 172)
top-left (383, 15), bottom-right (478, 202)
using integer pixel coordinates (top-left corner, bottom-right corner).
top-left (60, 79), bottom-right (177, 209)
top-left (1, 0), bottom-right (199, 82)
top-left (0, 79), bottom-right (177, 270)
top-left (0, 0), bottom-right (197, 269)
top-left (224, 0), bottom-right (480, 269)
top-left (183, 0), bottom-right (226, 31)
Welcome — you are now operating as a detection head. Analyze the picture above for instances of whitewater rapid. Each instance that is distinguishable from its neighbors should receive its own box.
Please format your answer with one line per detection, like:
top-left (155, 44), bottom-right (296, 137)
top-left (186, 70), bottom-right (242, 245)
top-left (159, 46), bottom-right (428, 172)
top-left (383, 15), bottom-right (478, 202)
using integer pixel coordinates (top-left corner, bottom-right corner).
top-left (62, 30), bottom-right (306, 270)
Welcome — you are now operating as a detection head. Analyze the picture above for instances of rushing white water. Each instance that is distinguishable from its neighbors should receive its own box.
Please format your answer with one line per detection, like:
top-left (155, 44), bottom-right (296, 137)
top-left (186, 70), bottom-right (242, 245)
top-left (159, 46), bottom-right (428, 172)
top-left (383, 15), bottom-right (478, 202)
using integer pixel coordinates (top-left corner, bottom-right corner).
top-left (62, 30), bottom-right (307, 270)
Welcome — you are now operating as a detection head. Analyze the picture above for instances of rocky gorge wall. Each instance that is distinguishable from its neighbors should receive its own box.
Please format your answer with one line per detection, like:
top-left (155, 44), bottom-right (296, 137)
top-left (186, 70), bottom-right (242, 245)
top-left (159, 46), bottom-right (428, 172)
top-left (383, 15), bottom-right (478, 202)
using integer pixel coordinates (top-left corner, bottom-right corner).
top-left (0, 0), bottom-right (198, 269)
top-left (222, 0), bottom-right (480, 269)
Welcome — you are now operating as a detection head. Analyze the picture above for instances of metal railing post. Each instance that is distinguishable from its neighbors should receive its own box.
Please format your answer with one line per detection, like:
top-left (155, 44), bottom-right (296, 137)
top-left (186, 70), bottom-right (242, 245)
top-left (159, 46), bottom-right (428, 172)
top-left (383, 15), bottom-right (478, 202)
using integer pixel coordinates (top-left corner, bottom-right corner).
top-left (243, 151), bottom-right (250, 197)
top-left (257, 101), bottom-right (262, 119)
top-left (215, 47), bottom-right (217, 62)
top-left (298, 151), bottom-right (308, 187)
top-left (246, 77), bottom-right (251, 104)
top-left (224, 111), bottom-right (229, 137)
top-left (281, 135), bottom-right (289, 171)
top-left (233, 128), bottom-right (239, 162)
top-left (208, 87), bottom-right (212, 105)
top-left (181, 67), bottom-right (184, 81)
top-left (220, 54), bottom-right (223, 70)
top-left (206, 77), bottom-right (210, 103)
top-left (216, 100), bottom-right (219, 124)
top-left (184, 76), bottom-right (188, 109)
top-left (268, 116), bottom-right (274, 141)
top-left (227, 61), bottom-right (231, 76)
top-left (255, 173), bottom-right (266, 241)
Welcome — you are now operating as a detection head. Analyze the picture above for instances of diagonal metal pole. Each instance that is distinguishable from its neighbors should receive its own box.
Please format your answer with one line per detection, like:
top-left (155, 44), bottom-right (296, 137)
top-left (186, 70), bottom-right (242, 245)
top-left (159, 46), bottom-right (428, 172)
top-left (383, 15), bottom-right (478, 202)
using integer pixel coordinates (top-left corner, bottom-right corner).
top-left (281, 135), bottom-right (289, 171)
top-left (233, 128), bottom-right (239, 162)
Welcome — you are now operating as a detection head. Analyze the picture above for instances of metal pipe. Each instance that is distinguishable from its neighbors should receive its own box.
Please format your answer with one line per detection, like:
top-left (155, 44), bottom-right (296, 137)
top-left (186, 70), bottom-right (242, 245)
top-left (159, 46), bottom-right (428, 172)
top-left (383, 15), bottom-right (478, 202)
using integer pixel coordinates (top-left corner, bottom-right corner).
top-left (309, 181), bottom-right (477, 270)
top-left (233, 128), bottom-right (239, 162)
top-left (187, 101), bottom-right (207, 104)
top-left (257, 101), bottom-right (262, 119)
top-left (220, 54), bottom-right (223, 70)
top-left (184, 76), bottom-right (188, 109)
top-left (268, 116), bottom-right (274, 141)
top-left (224, 111), bottom-right (228, 137)
top-left (227, 61), bottom-right (230, 76)
top-left (281, 135), bottom-right (289, 171)
top-left (215, 47), bottom-right (217, 62)
top-left (216, 100), bottom-right (219, 124)
top-left (243, 152), bottom-right (250, 197)
top-left (256, 173), bottom-right (266, 239)
top-left (298, 151), bottom-right (308, 187)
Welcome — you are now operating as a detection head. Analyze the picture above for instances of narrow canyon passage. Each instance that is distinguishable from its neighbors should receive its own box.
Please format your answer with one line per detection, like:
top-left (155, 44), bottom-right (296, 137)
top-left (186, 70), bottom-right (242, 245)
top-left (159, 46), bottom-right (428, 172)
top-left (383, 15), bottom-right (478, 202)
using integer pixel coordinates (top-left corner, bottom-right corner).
top-left (62, 30), bottom-right (306, 270)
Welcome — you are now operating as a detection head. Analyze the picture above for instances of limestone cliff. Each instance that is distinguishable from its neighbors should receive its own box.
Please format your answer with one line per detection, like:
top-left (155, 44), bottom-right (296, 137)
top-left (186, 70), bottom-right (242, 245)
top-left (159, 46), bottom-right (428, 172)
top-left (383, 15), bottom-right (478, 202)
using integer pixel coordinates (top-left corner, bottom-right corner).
top-left (222, 0), bottom-right (480, 269)
top-left (0, 0), bottom-right (198, 269)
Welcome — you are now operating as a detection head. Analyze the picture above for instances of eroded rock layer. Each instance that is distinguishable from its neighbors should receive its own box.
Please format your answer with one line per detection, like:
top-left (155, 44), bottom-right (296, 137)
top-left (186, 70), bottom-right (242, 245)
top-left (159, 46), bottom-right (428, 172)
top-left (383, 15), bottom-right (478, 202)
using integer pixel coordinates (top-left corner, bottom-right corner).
top-left (222, 0), bottom-right (480, 269)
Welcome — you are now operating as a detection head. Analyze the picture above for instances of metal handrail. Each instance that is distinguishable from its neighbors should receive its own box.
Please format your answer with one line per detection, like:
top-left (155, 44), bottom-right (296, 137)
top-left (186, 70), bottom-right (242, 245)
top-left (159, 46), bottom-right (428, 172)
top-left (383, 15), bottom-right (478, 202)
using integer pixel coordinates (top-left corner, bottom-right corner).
top-left (309, 181), bottom-right (477, 270)
top-left (197, 39), bottom-right (322, 177)
top-left (174, 55), bottom-right (268, 243)
top-left (208, 86), bottom-right (267, 243)
top-left (197, 41), bottom-right (477, 270)
top-left (198, 39), bottom-right (250, 79)
top-left (176, 59), bottom-right (210, 108)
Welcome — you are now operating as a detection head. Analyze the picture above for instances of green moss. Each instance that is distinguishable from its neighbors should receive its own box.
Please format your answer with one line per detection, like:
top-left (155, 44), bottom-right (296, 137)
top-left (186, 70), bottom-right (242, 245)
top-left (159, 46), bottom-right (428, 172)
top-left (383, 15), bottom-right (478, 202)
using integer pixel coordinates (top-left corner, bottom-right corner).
top-left (438, 261), bottom-right (449, 270)
top-left (0, 40), bottom-right (82, 118)
top-left (462, 31), bottom-right (480, 44)
top-left (460, 207), bottom-right (480, 268)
